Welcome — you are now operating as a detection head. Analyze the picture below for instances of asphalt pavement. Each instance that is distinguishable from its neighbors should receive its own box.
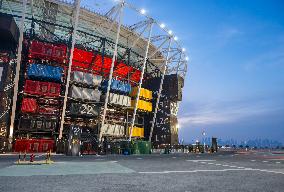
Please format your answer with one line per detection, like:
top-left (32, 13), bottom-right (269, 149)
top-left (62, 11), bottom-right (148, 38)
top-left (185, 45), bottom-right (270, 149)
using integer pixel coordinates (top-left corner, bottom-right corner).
top-left (0, 150), bottom-right (283, 192)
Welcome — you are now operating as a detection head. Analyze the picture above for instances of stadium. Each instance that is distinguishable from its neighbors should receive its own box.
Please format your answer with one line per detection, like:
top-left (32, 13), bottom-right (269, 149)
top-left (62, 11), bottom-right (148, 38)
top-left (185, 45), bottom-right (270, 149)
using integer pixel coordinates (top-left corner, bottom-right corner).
top-left (0, 0), bottom-right (188, 155)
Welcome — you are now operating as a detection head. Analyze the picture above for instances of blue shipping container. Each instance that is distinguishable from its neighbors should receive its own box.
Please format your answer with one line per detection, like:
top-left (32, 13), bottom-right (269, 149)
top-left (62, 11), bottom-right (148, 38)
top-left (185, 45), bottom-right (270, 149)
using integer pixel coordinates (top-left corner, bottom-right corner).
top-left (27, 64), bottom-right (63, 82)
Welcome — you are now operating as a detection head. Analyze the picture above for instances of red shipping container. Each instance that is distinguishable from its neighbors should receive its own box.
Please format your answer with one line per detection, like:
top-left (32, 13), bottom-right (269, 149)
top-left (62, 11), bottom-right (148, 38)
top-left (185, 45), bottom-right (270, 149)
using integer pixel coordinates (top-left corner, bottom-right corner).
top-left (14, 139), bottom-right (29, 152)
top-left (38, 81), bottom-right (50, 96)
top-left (130, 69), bottom-right (141, 83)
top-left (29, 41), bottom-right (45, 59)
top-left (24, 80), bottom-right (40, 95)
top-left (38, 106), bottom-right (59, 115)
top-left (48, 82), bottom-right (61, 97)
top-left (40, 139), bottom-right (54, 152)
top-left (21, 98), bottom-right (38, 113)
top-left (53, 45), bottom-right (67, 63)
top-left (14, 139), bottom-right (54, 153)
top-left (43, 43), bottom-right (53, 58)
top-left (72, 48), bottom-right (94, 69)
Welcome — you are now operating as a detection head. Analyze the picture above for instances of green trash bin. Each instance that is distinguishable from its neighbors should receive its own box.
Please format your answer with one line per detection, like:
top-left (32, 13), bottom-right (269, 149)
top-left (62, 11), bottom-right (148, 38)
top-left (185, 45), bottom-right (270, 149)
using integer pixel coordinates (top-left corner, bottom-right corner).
top-left (137, 141), bottom-right (151, 154)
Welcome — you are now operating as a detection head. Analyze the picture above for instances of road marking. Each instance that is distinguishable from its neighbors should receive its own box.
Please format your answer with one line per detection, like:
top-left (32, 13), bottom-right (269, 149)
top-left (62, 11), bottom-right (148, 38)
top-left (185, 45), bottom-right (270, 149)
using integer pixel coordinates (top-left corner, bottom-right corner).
top-left (139, 168), bottom-right (256, 174)
top-left (208, 163), bottom-right (214, 165)
top-left (222, 165), bottom-right (230, 167)
top-left (237, 167), bottom-right (245, 169)
top-left (196, 156), bottom-right (201, 158)
top-left (215, 164), bottom-right (221, 166)
top-left (276, 162), bottom-right (281, 164)
top-left (139, 168), bottom-right (284, 175)
top-left (256, 169), bottom-right (284, 175)
top-left (229, 165), bottom-right (237, 168)
top-left (186, 160), bottom-right (216, 162)
top-left (137, 158), bottom-right (142, 160)
top-left (172, 157), bottom-right (177, 159)
top-left (262, 161), bottom-right (268, 163)
top-left (251, 160), bottom-right (256, 162)
top-left (200, 162), bottom-right (206, 164)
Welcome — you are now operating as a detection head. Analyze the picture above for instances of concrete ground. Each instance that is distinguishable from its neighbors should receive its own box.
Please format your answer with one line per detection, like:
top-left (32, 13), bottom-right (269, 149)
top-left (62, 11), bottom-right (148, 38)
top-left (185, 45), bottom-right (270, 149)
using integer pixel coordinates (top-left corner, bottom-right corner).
top-left (0, 150), bottom-right (283, 192)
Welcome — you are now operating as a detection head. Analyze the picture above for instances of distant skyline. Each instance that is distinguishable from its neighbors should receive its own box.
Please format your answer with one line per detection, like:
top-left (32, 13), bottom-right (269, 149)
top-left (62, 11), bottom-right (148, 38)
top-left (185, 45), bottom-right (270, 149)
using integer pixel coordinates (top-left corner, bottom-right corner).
top-left (84, 0), bottom-right (284, 143)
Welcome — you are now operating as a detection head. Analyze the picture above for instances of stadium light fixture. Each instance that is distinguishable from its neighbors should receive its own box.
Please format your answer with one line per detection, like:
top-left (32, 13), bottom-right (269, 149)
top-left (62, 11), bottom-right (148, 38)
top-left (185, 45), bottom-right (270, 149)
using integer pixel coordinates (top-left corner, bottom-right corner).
top-left (182, 48), bottom-right (186, 52)
top-left (174, 36), bottom-right (178, 41)
top-left (185, 56), bottom-right (189, 61)
top-left (168, 30), bottom-right (173, 35)
top-left (160, 23), bottom-right (166, 29)
top-left (140, 9), bottom-right (146, 15)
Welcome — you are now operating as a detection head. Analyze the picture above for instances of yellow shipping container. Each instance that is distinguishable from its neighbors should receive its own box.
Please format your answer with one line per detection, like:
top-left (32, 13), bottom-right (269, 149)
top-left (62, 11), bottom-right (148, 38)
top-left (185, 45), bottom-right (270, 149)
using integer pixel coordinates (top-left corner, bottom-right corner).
top-left (130, 87), bottom-right (152, 100)
top-left (131, 99), bottom-right (152, 112)
top-left (128, 126), bottom-right (144, 137)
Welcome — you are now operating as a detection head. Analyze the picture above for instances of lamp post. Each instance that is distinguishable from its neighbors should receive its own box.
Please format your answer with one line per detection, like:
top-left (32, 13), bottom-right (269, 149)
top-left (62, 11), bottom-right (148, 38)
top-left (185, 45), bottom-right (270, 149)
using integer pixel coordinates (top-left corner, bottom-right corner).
top-left (202, 130), bottom-right (206, 153)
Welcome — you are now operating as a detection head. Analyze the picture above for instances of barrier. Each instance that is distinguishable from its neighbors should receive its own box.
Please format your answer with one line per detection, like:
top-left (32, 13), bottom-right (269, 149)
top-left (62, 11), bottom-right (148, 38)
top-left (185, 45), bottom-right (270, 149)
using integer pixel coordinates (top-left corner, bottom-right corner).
top-left (16, 149), bottom-right (53, 165)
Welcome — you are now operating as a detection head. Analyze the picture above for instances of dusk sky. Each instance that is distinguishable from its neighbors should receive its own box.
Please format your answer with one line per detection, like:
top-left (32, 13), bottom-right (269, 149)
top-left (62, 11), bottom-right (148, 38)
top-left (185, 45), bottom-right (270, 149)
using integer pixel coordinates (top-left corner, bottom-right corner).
top-left (83, 0), bottom-right (284, 143)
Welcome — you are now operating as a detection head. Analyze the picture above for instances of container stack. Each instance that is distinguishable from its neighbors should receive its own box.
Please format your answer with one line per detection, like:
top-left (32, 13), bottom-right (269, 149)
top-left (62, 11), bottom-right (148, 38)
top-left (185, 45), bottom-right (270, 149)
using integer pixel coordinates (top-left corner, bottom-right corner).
top-left (16, 40), bottom-right (67, 152)
top-left (128, 87), bottom-right (153, 138)
top-left (100, 78), bottom-right (132, 137)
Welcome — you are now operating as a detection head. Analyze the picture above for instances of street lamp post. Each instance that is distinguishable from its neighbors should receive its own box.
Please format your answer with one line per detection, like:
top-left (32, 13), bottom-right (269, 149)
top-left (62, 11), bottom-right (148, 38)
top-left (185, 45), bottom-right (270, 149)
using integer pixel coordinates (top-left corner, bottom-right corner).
top-left (202, 130), bottom-right (206, 153)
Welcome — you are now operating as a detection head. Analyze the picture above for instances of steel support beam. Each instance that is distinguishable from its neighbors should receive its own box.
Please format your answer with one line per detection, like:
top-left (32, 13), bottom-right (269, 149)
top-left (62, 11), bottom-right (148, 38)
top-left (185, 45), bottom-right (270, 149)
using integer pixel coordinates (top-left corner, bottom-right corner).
top-left (99, 2), bottom-right (124, 142)
top-left (59, 0), bottom-right (81, 139)
top-left (9, 0), bottom-right (27, 142)
top-left (149, 37), bottom-right (172, 142)
top-left (129, 22), bottom-right (154, 141)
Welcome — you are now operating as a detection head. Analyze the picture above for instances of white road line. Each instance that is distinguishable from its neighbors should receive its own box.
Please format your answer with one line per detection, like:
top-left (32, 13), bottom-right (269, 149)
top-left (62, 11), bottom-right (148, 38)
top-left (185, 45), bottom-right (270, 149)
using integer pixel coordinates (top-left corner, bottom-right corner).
top-left (262, 161), bottom-right (268, 163)
top-left (251, 160), bottom-right (256, 162)
top-left (256, 169), bottom-right (284, 175)
top-left (109, 161), bottom-right (118, 163)
top-left (196, 156), bottom-right (201, 158)
top-left (237, 167), bottom-right (245, 169)
top-left (222, 165), bottom-right (230, 167)
top-left (186, 160), bottom-right (216, 162)
top-left (215, 164), bottom-right (221, 166)
top-left (172, 157), bottom-right (177, 159)
top-left (276, 162), bottom-right (281, 164)
top-left (229, 165), bottom-right (237, 168)
top-left (137, 158), bottom-right (142, 160)
top-left (200, 162), bottom-right (206, 164)
top-left (208, 163), bottom-right (214, 165)
top-left (139, 169), bottom-right (250, 174)
top-left (139, 168), bottom-right (284, 175)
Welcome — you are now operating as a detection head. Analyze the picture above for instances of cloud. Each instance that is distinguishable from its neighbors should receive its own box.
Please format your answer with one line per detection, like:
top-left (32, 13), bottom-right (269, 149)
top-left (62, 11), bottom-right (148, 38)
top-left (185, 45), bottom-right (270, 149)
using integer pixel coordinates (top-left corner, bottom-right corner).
top-left (244, 49), bottom-right (284, 72)
top-left (216, 26), bottom-right (243, 47)
top-left (178, 96), bottom-right (284, 128)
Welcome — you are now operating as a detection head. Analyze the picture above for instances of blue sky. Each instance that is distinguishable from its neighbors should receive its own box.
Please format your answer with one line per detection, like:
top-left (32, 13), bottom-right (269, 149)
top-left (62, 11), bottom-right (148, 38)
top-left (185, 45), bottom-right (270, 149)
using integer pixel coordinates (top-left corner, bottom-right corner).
top-left (83, 0), bottom-right (284, 143)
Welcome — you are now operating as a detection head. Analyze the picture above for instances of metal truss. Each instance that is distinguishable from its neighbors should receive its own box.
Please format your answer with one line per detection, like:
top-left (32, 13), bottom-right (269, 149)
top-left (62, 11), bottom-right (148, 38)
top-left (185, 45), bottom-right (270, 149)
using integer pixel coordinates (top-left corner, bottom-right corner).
top-left (2, 0), bottom-right (188, 142)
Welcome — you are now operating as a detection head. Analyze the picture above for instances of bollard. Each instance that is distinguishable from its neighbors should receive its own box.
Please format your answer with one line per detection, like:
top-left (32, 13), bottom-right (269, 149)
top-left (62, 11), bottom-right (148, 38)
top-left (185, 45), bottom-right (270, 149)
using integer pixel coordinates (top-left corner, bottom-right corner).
top-left (30, 153), bottom-right (34, 162)
top-left (24, 150), bottom-right (26, 161)
top-left (18, 152), bottom-right (21, 164)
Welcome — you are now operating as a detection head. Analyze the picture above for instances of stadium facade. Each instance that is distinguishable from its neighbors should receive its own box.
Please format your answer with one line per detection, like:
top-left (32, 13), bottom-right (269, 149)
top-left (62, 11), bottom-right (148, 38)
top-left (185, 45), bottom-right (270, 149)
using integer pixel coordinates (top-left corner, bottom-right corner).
top-left (0, 0), bottom-right (188, 154)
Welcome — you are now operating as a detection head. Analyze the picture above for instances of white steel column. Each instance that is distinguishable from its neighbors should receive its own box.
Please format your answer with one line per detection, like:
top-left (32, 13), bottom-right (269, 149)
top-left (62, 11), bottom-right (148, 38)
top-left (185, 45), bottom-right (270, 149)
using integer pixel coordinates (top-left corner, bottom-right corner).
top-left (149, 37), bottom-right (172, 142)
top-left (99, 3), bottom-right (124, 142)
top-left (129, 21), bottom-right (154, 141)
top-left (9, 0), bottom-right (27, 141)
top-left (59, 0), bottom-right (81, 139)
